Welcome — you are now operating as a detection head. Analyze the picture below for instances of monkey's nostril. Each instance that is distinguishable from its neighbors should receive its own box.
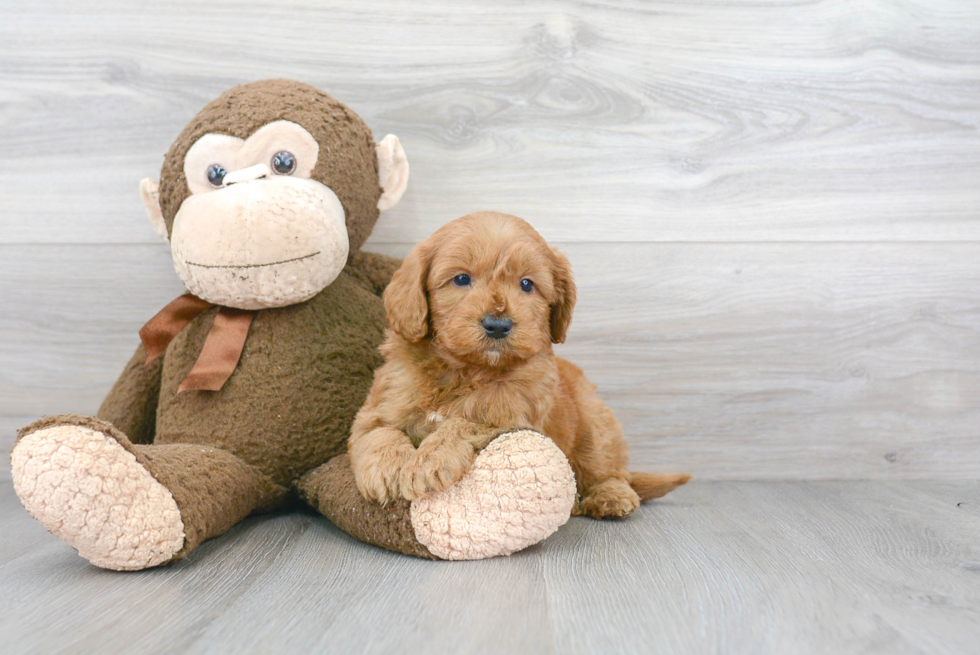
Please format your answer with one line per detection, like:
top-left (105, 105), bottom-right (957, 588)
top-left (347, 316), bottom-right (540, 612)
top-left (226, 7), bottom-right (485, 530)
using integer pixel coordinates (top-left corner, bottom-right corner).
top-left (482, 315), bottom-right (513, 340)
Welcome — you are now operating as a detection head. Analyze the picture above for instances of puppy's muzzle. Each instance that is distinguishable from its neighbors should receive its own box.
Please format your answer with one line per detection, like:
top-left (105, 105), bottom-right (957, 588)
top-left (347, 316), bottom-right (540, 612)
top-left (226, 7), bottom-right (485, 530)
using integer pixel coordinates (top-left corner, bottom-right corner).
top-left (482, 315), bottom-right (513, 340)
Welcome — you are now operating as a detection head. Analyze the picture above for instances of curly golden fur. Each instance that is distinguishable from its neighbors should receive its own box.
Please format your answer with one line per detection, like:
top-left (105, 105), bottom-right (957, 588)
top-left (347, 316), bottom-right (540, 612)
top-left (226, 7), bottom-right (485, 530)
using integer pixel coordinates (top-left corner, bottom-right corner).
top-left (348, 211), bottom-right (690, 518)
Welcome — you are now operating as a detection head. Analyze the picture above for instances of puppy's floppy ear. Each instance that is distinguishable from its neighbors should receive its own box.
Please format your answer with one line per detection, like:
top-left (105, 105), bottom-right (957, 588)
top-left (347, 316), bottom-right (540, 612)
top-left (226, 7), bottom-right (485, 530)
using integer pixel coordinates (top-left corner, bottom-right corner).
top-left (384, 243), bottom-right (431, 342)
top-left (549, 246), bottom-right (577, 344)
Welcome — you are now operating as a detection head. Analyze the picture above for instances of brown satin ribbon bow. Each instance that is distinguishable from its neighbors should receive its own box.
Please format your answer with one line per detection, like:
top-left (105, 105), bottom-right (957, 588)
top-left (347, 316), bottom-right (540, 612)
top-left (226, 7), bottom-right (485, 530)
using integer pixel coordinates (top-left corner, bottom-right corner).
top-left (139, 293), bottom-right (256, 393)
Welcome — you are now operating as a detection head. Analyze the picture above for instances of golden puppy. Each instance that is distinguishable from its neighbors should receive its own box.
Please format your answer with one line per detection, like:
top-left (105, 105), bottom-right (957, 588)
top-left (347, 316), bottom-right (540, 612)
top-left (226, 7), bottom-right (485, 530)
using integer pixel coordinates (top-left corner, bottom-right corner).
top-left (349, 211), bottom-right (690, 518)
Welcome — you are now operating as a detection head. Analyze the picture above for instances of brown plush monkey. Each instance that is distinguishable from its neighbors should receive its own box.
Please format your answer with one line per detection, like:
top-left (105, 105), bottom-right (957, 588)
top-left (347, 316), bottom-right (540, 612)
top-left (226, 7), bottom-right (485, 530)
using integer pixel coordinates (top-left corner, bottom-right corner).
top-left (11, 80), bottom-right (575, 568)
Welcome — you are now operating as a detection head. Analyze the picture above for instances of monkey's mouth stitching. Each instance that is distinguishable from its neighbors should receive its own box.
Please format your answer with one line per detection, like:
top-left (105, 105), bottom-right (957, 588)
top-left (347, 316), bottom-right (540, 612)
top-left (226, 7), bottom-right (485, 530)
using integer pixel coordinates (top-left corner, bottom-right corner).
top-left (186, 252), bottom-right (321, 269)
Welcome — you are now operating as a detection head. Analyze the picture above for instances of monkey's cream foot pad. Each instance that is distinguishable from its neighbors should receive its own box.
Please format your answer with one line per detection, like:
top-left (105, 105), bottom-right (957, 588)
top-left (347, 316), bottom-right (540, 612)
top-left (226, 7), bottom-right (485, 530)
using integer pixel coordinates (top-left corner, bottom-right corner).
top-left (410, 430), bottom-right (577, 560)
top-left (11, 425), bottom-right (184, 571)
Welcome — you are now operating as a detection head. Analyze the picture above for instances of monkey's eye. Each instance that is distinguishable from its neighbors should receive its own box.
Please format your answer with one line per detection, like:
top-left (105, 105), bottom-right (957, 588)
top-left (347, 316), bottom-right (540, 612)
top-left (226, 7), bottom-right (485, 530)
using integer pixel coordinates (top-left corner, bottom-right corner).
top-left (207, 164), bottom-right (228, 188)
top-left (520, 278), bottom-right (535, 293)
top-left (271, 151), bottom-right (297, 175)
top-left (452, 274), bottom-right (471, 287)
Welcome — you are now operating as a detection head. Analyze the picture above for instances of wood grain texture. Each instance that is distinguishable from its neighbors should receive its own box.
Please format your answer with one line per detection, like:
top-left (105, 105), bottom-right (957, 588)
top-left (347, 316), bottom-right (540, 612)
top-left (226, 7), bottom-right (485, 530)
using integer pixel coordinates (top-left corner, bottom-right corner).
top-left (1, 0), bottom-right (979, 244)
top-left (544, 481), bottom-right (980, 655)
top-left (3, 241), bottom-right (977, 479)
top-left (1, 2), bottom-right (979, 476)
top-left (2, 480), bottom-right (978, 654)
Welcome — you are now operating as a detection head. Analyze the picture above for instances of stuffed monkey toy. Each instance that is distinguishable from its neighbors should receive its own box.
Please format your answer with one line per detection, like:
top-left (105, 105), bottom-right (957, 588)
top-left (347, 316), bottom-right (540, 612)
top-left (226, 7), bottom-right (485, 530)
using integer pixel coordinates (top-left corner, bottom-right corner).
top-left (10, 80), bottom-right (576, 568)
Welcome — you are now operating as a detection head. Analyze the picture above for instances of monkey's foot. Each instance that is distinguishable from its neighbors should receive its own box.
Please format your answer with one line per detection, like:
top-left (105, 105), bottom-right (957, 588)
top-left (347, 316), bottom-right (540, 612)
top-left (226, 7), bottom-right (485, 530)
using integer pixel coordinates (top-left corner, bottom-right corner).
top-left (410, 429), bottom-right (577, 560)
top-left (11, 423), bottom-right (184, 570)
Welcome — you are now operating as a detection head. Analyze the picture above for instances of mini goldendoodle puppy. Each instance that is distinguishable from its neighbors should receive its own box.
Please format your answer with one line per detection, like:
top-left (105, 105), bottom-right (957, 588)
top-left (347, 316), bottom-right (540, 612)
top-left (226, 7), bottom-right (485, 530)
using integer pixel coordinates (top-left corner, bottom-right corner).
top-left (349, 211), bottom-right (690, 518)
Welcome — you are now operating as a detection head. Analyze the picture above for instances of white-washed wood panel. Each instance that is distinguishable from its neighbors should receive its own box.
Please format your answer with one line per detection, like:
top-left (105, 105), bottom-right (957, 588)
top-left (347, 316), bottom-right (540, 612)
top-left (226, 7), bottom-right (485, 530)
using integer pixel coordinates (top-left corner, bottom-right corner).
top-left (3, 241), bottom-right (978, 479)
top-left (561, 242), bottom-right (980, 480)
top-left (0, 491), bottom-right (554, 654)
top-left (544, 481), bottom-right (980, 655)
top-left (2, 481), bottom-right (979, 654)
top-left (2, 0), bottom-right (979, 244)
top-left (0, 245), bottom-right (186, 418)
top-left (0, 418), bottom-right (29, 473)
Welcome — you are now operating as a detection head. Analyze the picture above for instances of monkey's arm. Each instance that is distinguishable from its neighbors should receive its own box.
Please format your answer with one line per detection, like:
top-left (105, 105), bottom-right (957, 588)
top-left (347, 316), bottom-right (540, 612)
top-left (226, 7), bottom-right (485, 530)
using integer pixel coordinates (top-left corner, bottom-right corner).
top-left (345, 251), bottom-right (403, 298)
top-left (96, 343), bottom-right (163, 445)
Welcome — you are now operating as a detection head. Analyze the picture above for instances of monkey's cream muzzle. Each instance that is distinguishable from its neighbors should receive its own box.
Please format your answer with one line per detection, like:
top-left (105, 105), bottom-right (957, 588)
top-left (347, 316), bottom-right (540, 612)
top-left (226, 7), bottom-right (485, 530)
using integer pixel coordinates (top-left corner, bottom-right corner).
top-left (171, 176), bottom-right (349, 310)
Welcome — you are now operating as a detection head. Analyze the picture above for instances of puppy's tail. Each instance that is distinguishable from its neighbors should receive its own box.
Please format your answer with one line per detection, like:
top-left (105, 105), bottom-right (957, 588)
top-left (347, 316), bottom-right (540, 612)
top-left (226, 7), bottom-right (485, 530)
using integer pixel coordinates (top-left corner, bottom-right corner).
top-left (629, 471), bottom-right (692, 501)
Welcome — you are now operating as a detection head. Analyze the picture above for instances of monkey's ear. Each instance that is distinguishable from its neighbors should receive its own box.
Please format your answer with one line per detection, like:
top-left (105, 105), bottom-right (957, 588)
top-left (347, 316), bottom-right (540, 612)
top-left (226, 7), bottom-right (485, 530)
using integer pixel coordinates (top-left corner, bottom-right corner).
top-left (549, 247), bottom-right (577, 344)
top-left (139, 178), bottom-right (169, 241)
top-left (376, 135), bottom-right (409, 212)
top-left (383, 243), bottom-right (430, 342)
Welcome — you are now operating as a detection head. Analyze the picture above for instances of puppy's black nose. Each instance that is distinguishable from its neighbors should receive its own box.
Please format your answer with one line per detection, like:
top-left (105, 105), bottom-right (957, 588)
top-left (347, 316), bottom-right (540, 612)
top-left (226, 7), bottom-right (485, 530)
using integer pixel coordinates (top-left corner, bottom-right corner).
top-left (482, 315), bottom-right (513, 340)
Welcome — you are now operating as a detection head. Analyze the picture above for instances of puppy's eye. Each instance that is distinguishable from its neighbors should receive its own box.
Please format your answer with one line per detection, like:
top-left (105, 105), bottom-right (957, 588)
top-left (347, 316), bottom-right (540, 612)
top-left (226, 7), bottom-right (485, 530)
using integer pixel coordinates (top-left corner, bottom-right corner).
top-left (452, 274), bottom-right (471, 287)
top-left (520, 278), bottom-right (535, 293)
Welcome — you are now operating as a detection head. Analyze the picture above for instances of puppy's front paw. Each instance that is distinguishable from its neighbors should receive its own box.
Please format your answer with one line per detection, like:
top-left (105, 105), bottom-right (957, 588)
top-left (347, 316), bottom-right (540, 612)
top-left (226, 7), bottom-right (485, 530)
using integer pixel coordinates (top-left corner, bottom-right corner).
top-left (576, 478), bottom-right (641, 519)
top-left (353, 444), bottom-right (414, 504)
top-left (398, 437), bottom-right (476, 501)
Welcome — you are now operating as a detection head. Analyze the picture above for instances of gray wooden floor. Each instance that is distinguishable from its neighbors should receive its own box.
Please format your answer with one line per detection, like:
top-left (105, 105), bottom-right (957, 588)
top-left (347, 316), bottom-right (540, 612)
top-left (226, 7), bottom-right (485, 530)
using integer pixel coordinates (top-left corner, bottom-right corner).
top-left (2, 474), bottom-right (978, 655)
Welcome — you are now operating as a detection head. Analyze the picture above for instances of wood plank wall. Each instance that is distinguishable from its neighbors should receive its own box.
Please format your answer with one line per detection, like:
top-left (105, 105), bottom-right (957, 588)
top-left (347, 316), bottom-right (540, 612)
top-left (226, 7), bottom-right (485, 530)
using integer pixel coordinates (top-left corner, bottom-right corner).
top-left (2, 0), bottom-right (978, 479)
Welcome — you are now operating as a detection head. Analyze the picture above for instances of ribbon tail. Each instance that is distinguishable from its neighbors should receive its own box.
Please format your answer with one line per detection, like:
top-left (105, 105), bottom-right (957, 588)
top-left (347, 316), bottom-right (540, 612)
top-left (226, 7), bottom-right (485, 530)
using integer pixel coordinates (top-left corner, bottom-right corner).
top-left (178, 308), bottom-right (256, 393)
top-left (139, 293), bottom-right (215, 365)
